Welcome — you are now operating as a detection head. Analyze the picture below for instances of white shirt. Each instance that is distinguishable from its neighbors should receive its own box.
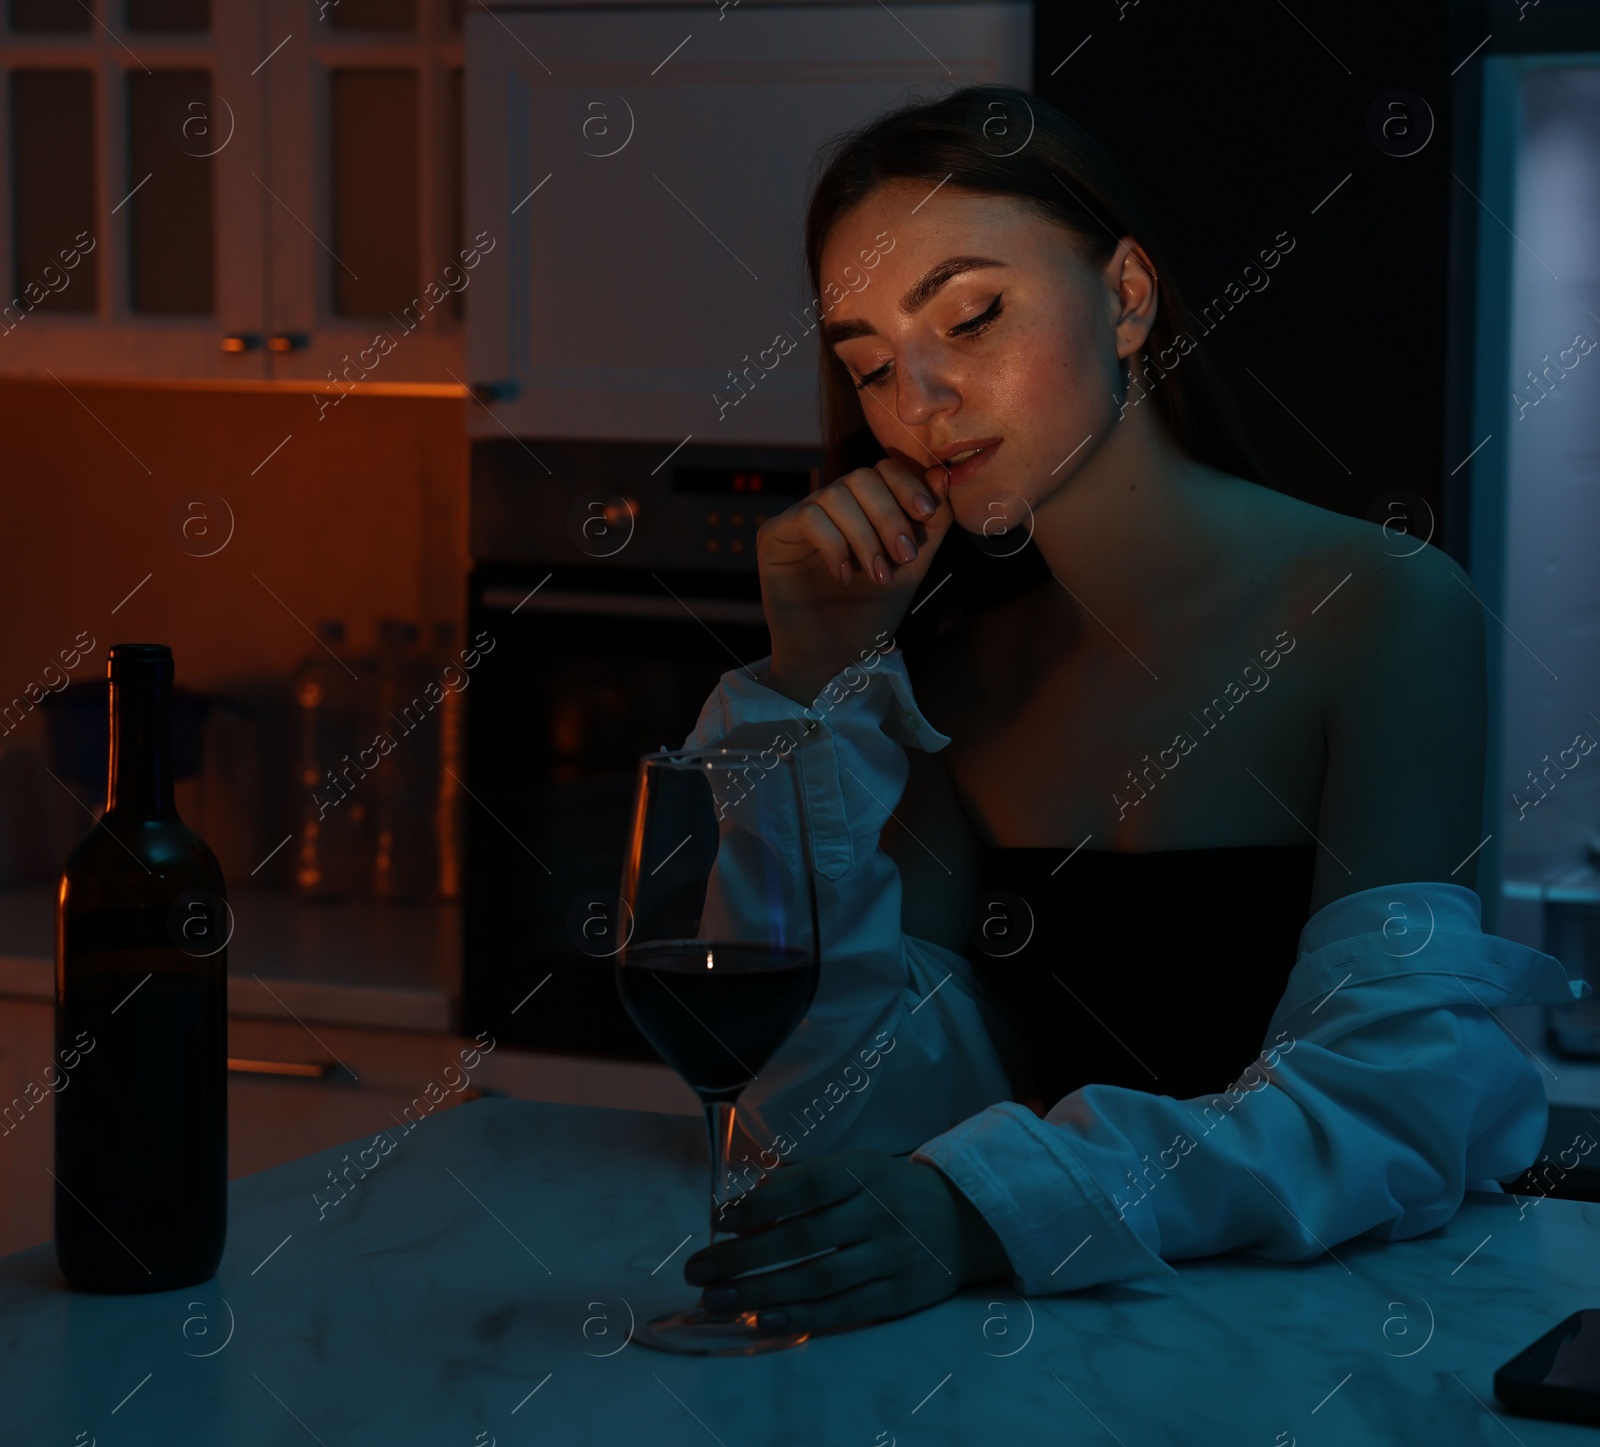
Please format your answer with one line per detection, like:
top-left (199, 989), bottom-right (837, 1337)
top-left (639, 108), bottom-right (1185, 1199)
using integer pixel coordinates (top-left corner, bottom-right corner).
top-left (681, 647), bottom-right (1587, 1295)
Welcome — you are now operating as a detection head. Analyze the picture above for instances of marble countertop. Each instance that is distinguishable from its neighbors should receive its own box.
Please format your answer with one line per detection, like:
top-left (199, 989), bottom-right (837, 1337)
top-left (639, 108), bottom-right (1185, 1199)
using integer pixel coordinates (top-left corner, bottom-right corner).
top-left (0, 884), bottom-right (457, 1030)
top-left (3, 1096), bottom-right (1598, 1445)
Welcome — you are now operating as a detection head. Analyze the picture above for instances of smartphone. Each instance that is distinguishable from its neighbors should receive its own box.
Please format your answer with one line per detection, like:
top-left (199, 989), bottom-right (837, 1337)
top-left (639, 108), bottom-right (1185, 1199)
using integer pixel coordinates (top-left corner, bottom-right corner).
top-left (1496, 1310), bottom-right (1600, 1423)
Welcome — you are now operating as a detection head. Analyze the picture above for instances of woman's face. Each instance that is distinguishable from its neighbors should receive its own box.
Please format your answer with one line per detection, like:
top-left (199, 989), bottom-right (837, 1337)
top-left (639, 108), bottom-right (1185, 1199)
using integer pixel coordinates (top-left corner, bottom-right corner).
top-left (818, 180), bottom-right (1158, 535)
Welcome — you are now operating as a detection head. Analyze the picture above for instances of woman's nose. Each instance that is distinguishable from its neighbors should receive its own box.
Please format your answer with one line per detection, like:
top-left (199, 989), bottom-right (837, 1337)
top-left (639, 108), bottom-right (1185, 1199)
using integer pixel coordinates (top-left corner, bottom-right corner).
top-left (892, 352), bottom-right (962, 427)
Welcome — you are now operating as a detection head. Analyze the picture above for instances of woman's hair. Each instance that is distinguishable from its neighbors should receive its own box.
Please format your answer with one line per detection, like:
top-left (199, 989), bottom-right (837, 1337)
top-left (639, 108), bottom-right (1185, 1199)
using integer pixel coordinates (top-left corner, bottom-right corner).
top-left (804, 84), bottom-right (1267, 489)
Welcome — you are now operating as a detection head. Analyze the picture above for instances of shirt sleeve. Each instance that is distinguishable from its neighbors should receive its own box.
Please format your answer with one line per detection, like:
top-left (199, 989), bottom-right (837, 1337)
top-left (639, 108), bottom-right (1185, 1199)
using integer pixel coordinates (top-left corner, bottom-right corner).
top-left (680, 647), bottom-right (1014, 1158)
top-left (912, 881), bottom-right (1590, 1296)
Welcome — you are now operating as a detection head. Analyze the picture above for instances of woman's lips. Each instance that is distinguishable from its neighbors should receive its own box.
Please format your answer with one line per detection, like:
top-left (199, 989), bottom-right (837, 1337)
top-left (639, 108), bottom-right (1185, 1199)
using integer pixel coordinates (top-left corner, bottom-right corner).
top-left (943, 440), bottom-right (1001, 487)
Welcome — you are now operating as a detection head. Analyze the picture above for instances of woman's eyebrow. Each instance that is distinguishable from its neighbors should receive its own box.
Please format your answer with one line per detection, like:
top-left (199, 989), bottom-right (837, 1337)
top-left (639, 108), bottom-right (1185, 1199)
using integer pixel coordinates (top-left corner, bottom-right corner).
top-left (821, 255), bottom-right (1007, 346)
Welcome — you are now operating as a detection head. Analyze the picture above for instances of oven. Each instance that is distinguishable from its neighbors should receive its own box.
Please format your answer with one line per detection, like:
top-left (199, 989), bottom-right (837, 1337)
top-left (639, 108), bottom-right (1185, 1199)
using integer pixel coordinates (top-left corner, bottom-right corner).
top-left (462, 438), bottom-right (819, 1058)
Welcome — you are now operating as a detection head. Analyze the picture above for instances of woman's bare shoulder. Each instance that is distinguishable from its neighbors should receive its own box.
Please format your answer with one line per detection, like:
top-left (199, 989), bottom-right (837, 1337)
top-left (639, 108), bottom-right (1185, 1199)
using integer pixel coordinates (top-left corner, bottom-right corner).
top-left (1206, 473), bottom-right (1473, 636)
top-left (1208, 475), bottom-right (1485, 902)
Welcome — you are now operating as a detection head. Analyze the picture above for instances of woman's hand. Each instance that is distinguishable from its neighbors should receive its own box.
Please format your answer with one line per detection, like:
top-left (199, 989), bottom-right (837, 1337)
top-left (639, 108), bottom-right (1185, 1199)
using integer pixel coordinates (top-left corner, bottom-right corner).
top-left (757, 454), bottom-right (957, 706)
top-left (682, 1150), bottom-right (1013, 1336)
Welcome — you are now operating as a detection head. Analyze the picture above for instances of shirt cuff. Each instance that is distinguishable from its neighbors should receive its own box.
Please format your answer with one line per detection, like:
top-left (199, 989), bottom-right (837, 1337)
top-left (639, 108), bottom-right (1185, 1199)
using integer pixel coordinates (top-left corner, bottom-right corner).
top-left (683, 647), bottom-right (952, 884)
top-left (1273, 879), bottom-right (1589, 1031)
top-left (914, 1102), bottom-right (1177, 1296)
top-left (685, 648), bottom-right (952, 754)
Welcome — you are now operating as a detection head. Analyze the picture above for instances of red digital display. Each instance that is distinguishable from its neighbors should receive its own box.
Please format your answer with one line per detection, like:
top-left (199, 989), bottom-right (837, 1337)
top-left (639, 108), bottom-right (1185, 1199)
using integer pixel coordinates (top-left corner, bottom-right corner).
top-left (672, 467), bottom-right (811, 497)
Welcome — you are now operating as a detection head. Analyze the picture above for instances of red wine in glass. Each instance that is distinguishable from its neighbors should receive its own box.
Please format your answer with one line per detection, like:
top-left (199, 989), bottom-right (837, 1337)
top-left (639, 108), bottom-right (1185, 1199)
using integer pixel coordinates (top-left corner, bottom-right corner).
top-left (615, 746), bottom-right (820, 1355)
top-left (618, 941), bottom-right (815, 1099)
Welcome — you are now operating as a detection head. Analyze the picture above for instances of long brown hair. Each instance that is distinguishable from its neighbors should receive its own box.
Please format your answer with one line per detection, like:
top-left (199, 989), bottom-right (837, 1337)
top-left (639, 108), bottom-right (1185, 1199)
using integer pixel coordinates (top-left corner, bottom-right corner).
top-left (804, 85), bottom-right (1267, 488)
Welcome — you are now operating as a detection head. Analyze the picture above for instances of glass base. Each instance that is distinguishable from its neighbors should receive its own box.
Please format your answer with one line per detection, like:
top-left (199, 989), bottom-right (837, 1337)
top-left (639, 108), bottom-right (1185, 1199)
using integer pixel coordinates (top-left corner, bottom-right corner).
top-left (634, 1306), bottom-right (810, 1357)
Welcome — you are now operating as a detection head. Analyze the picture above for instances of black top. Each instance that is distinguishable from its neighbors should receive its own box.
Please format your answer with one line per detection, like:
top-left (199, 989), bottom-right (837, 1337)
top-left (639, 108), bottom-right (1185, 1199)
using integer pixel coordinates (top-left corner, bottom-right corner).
top-left (969, 845), bottom-right (1319, 1107)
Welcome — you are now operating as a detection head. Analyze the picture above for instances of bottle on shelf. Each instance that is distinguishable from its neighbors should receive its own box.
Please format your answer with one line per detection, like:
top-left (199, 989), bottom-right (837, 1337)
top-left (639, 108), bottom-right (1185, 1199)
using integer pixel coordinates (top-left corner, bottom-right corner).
top-left (433, 620), bottom-right (464, 902)
top-left (54, 643), bottom-right (228, 1293)
top-left (291, 620), bottom-right (372, 899)
top-left (372, 618), bottom-right (435, 902)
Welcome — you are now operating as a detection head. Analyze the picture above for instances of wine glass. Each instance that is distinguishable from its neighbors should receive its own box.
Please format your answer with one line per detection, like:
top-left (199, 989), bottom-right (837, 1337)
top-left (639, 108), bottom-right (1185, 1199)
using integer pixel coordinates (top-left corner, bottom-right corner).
top-left (615, 745), bottom-right (820, 1355)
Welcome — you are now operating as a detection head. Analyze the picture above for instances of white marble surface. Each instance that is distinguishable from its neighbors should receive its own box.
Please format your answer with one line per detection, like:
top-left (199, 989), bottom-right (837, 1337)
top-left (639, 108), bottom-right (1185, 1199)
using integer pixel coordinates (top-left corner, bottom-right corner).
top-left (3, 1096), bottom-right (1599, 1445)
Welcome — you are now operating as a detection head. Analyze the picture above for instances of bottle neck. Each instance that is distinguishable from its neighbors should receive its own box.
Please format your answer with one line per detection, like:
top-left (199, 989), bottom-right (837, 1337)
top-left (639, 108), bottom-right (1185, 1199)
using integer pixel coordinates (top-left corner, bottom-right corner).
top-left (107, 678), bottom-right (176, 817)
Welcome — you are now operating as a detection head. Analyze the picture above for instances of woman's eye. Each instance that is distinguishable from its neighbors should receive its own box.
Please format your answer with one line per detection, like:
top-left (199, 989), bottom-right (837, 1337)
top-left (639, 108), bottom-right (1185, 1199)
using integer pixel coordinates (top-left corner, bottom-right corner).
top-left (847, 297), bottom-right (1002, 389)
top-left (950, 295), bottom-right (1004, 337)
top-left (853, 361), bottom-right (892, 391)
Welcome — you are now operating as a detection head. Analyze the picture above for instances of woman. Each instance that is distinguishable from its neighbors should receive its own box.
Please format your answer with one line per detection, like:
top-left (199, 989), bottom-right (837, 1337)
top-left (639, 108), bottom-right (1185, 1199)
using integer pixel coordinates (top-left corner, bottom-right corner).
top-left (676, 85), bottom-right (1582, 1336)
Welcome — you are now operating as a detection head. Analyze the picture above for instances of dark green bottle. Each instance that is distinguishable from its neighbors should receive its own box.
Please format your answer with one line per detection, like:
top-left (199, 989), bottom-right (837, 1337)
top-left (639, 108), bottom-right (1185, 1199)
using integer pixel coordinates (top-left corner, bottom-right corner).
top-left (54, 643), bottom-right (228, 1292)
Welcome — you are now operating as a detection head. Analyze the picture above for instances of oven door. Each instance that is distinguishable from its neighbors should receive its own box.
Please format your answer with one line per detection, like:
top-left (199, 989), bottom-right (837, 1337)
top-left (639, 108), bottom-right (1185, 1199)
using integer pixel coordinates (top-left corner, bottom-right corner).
top-left (463, 562), bottom-right (772, 1058)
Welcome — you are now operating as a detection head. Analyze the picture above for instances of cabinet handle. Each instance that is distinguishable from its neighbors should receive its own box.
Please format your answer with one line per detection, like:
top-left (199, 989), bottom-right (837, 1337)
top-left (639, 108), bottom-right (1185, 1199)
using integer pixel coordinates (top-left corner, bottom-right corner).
top-left (226, 1056), bottom-right (345, 1080)
top-left (221, 333), bottom-right (262, 353)
top-left (470, 380), bottom-right (520, 403)
top-left (267, 333), bottom-right (309, 353)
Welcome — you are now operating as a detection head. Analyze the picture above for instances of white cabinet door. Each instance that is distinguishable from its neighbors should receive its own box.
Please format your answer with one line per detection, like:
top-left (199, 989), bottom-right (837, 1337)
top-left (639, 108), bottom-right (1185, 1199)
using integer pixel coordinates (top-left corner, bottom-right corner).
top-left (0, 1), bottom-right (271, 379)
top-left (465, 2), bottom-right (1030, 445)
top-left (260, 0), bottom-right (465, 386)
top-left (0, 0), bottom-right (465, 385)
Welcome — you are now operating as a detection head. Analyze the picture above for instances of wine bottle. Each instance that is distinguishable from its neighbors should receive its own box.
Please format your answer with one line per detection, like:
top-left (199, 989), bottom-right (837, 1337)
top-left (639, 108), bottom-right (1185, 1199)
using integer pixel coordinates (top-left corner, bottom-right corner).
top-left (54, 643), bottom-right (228, 1293)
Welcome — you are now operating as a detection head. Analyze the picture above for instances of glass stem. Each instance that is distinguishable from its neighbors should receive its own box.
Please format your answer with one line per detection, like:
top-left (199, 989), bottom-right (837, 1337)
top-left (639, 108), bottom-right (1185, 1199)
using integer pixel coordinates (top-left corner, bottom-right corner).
top-left (705, 1098), bottom-right (736, 1246)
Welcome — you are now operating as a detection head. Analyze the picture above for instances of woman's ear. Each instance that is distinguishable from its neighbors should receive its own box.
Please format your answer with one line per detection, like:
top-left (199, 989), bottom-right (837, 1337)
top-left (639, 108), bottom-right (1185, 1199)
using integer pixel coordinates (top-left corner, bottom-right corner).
top-left (1107, 236), bottom-right (1160, 359)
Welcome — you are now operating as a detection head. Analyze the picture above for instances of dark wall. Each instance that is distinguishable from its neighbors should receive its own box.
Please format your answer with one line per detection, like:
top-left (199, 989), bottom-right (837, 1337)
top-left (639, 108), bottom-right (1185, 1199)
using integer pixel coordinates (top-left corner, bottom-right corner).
top-left (1034, 1), bottom-right (1458, 547)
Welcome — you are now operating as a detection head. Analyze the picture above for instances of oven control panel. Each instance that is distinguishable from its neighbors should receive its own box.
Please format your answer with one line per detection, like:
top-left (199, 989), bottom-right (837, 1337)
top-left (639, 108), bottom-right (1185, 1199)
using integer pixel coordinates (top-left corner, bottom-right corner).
top-left (473, 440), bottom-right (823, 571)
top-left (700, 502), bottom-right (770, 559)
top-left (676, 464), bottom-right (812, 560)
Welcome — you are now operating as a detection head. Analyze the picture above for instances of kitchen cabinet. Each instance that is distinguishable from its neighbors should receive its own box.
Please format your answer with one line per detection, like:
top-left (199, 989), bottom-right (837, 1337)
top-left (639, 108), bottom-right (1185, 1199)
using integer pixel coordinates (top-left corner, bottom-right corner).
top-left (256, 0), bottom-right (466, 384)
top-left (464, 0), bottom-right (1031, 444)
top-left (0, 0), bottom-right (464, 383)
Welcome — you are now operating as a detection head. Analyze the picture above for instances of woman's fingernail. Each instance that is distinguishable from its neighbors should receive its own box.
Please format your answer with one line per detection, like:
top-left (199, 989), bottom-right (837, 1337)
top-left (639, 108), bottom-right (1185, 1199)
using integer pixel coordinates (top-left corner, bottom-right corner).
top-left (871, 555), bottom-right (890, 584)
top-left (685, 1257), bottom-right (717, 1285)
top-left (701, 1286), bottom-right (738, 1311)
top-left (839, 560), bottom-right (853, 586)
top-left (894, 533), bottom-right (916, 563)
top-left (756, 1310), bottom-right (790, 1330)
top-left (911, 493), bottom-right (935, 518)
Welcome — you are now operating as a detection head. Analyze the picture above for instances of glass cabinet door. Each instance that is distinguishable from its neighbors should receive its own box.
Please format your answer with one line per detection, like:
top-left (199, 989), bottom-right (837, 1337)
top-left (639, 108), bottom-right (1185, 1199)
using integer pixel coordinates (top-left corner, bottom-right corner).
top-left (258, 0), bottom-right (463, 386)
top-left (0, 0), bottom-right (464, 382)
top-left (0, 0), bottom-right (270, 377)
